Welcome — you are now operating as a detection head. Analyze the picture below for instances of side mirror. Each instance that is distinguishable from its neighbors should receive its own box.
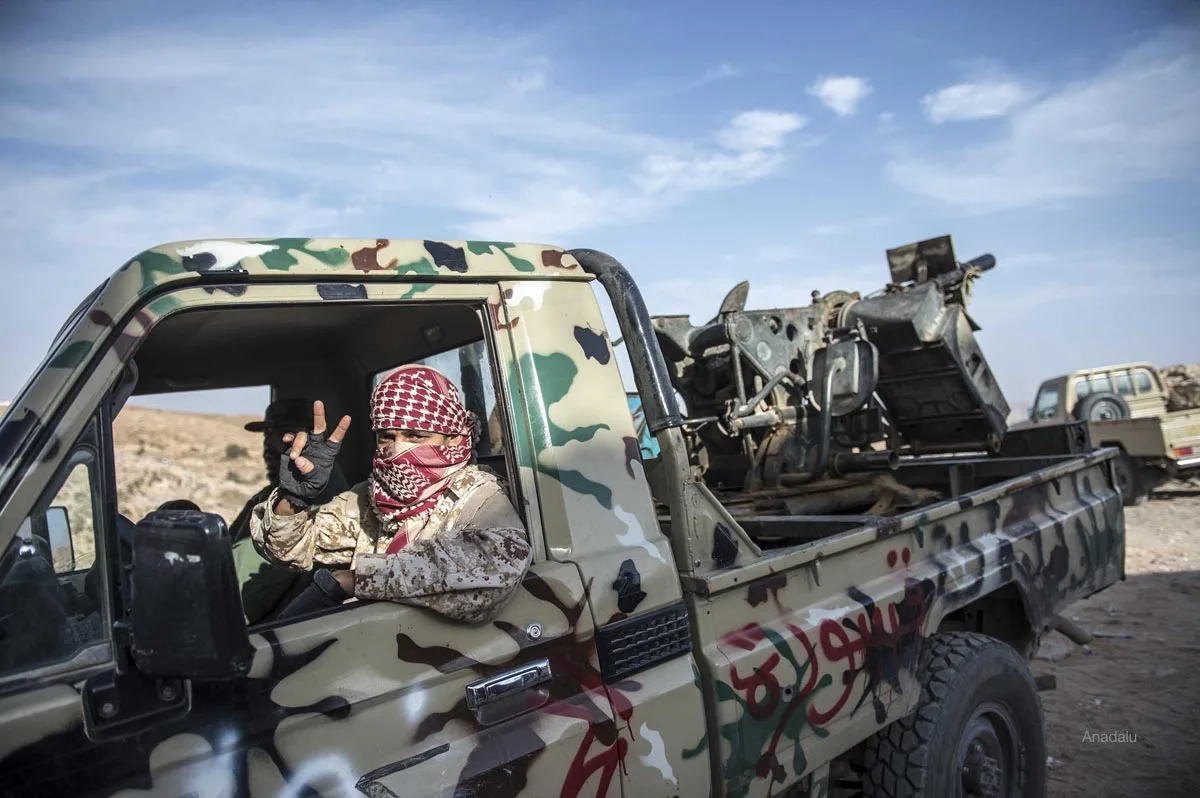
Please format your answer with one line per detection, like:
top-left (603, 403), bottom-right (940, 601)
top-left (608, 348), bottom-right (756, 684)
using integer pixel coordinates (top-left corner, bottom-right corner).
top-left (44, 506), bottom-right (73, 572)
top-left (130, 509), bottom-right (253, 680)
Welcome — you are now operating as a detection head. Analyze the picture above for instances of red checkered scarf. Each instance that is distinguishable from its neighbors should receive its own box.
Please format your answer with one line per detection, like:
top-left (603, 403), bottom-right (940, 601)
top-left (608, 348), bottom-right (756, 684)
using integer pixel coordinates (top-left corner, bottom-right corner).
top-left (368, 365), bottom-right (477, 551)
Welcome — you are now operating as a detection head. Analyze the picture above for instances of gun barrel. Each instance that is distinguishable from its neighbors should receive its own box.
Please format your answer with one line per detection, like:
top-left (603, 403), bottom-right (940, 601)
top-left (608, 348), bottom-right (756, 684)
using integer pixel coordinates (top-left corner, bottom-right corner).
top-left (963, 253), bottom-right (995, 272)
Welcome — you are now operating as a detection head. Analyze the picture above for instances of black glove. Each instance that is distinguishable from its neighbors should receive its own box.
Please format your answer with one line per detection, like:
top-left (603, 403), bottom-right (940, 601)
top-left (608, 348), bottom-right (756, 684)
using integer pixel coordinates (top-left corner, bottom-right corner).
top-left (277, 431), bottom-right (342, 509)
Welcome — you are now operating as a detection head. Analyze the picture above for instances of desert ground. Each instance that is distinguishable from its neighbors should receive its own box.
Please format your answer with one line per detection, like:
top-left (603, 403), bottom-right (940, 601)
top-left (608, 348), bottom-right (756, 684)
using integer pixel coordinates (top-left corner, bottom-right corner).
top-left (8, 401), bottom-right (1200, 794)
top-left (1035, 483), bottom-right (1200, 798)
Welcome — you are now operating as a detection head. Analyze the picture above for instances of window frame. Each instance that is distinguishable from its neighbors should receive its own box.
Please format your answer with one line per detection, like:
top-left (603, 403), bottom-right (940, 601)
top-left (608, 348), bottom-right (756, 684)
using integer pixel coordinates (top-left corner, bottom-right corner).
top-left (1112, 371), bottom-right (1134, 397)
top-left (7, 283), bottom-right (537, 641)
top-left (0, 411), bottom-right (116, 694)
top-left (250, 301), bottom-right (532, 631)
top-left (1089, 374), bottom-right (1113, 396)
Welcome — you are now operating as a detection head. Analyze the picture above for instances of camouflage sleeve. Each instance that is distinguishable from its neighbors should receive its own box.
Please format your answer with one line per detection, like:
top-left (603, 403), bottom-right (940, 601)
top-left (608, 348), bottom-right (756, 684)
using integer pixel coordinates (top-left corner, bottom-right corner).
top-left (249, 486), bottom-right (365, 571)
top-left (353, 490), bottom-right (532, 624)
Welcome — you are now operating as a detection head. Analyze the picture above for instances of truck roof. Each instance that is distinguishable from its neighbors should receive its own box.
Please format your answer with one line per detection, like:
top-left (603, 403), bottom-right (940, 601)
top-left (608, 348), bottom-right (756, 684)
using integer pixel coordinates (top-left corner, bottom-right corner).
top-left (65, 236), bottom-right (586, 363)
top-left (1, 238), bottom-right (584, 483)
top-left (1042, 362), bottom-right (1160, 384)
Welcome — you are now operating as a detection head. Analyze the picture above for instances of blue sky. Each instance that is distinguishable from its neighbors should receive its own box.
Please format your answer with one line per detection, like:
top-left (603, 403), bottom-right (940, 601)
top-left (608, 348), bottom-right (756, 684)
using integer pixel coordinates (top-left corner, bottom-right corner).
top-left (0, 0), bottom-right (1197, 418)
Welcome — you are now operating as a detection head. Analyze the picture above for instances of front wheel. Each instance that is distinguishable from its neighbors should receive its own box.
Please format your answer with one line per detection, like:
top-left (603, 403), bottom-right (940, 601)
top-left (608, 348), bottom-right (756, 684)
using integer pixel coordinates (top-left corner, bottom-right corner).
top-left (862, 632), bottom-right (1047, 797)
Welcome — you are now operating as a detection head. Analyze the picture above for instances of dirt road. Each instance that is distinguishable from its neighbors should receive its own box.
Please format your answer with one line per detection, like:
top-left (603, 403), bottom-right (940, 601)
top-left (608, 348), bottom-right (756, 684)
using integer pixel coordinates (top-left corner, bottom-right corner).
top-left (1035, 485), bottom-right (1200, 798)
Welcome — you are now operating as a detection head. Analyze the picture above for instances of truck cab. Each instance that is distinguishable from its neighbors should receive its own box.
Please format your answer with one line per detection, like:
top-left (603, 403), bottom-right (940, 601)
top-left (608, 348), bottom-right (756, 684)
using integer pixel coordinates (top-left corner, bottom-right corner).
top-left (0, 237), bottom-right (1125, 798)
top-left (1026, 363), bottom-right (1167, 425)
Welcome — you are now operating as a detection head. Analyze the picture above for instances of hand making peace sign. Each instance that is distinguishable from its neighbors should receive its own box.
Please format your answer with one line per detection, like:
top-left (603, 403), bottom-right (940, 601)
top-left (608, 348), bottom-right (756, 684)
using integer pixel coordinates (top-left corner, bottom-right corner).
top-left (276, 400), bottom-right (352, 509)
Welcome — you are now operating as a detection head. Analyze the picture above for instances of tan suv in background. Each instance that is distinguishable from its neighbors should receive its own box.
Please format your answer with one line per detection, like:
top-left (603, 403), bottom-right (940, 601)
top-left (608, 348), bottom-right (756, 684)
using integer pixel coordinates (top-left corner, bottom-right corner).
top-left (1014, 362), bottom-right (1200, 505)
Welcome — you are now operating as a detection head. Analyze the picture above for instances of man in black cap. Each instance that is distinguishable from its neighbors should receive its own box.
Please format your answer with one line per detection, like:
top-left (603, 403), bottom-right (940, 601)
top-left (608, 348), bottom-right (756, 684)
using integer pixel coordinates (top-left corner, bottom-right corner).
top-left (230, 398), bottom-right (348, 624)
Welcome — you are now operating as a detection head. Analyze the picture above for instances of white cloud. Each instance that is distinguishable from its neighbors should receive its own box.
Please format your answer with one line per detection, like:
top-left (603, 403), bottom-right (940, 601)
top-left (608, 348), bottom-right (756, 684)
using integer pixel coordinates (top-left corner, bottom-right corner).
top-left (716, 110), bottom-right (808, 151)
top-left (888, 24), bottom-right (1200, 211)
top-left (0, 14), bottom-right (811, 244)
top-left (921, 80), bottom-right (1034, 122)
top-left (698, 62), bottom-right (741, 84)
top-left (809, 223), bottom-right (850, 236)
top-left (0, 9), bottom-right (817, 397)
top-left (807, 75), bottom-right (873, 116)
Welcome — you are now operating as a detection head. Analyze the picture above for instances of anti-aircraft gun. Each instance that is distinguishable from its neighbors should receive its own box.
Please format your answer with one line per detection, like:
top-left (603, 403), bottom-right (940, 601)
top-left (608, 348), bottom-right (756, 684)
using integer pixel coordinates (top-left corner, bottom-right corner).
top-left (650, 235), bottom-right (1009, 495)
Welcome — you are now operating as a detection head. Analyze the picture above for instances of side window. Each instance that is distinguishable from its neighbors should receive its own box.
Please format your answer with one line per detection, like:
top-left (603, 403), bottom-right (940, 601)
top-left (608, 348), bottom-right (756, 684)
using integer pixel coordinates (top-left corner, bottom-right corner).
top-left (1033, 385), bottom-right (1060, 420)
top-left (0, 451), bottom-right (107, 678)
top-left (101, 295), bottom-right (526, 631)
top-left (1134, 370), bottom-right (1155, 394)
top-left (1090, 375), bottom-right (1113, 395)
top-left (1073, 377), bottom-right (1091, 400)
top-left (1113, 372), bottom-right (1134, 397)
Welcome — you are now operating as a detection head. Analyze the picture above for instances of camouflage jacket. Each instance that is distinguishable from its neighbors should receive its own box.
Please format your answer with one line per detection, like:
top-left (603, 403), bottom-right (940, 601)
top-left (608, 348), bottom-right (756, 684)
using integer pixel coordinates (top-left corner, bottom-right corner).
top-left (249, 466), bottom-right (532, 623)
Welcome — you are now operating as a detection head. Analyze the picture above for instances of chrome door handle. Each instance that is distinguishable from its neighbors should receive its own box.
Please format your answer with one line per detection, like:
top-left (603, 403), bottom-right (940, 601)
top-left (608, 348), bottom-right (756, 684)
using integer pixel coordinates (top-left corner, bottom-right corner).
top-left (465, 659), bottom-right (552, 709)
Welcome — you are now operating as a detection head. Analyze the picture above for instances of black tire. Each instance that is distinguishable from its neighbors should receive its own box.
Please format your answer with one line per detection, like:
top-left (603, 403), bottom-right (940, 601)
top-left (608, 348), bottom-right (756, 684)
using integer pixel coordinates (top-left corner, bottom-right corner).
top-left (1110, 450), bottom-right (1147, 507)
top-left (862, 632), bottom-right (1047, 798)
top-left (1073, 391), bottom-right (1129, 422)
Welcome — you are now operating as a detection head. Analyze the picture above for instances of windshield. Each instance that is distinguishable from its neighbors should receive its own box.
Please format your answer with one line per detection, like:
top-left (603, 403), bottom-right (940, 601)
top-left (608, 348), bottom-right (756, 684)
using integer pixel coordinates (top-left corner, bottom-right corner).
top-left (1033, 384), bottom-right (1061, 420)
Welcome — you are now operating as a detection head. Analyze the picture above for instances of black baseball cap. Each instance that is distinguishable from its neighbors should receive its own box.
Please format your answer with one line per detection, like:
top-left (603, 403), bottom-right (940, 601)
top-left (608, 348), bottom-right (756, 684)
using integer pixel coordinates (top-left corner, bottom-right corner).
top-left (244, 398), bottom-right (312, 432)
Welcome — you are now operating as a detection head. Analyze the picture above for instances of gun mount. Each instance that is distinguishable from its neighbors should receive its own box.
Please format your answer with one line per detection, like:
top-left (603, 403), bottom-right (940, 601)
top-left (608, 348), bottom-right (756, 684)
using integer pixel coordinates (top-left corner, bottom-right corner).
top-left (651, 234), bottom-right (1009, 491)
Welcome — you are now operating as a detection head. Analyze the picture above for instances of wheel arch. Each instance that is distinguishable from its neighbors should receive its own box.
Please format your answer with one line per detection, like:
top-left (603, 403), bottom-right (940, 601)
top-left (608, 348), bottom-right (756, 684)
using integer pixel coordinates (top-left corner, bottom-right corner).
top-left (933, 582), bottom-right (1040, 659)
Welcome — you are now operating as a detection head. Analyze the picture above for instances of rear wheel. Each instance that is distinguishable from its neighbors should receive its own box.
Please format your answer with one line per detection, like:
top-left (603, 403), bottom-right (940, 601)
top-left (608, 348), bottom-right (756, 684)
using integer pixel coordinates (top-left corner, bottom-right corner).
top-left (862, 632), bottom-right (1047, 797)
top-left (1110, 451), bottom-right (1147, 506)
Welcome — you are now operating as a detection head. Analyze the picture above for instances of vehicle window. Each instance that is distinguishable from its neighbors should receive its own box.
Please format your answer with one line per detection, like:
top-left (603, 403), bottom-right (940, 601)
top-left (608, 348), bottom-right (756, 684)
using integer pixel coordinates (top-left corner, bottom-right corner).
top-left (112, 385), bottom-right (271, 526)
top-left (109, 297), bottom-right (520, 631)
top-left (373, 338), bottom-right (503, 458)
top-left (1090, 375), bottom-right (1113, 395)
top-left (0, 453), bottom-right (106, 677)
top-left (1113, 373), bottom-right (1134, 397)
top-left (1134, 370), bottom-right (1154, 393)
top-left (1033, 385), bottom-right (1060, 420)
top-left (1073, 378), bottom-right (1091, 400)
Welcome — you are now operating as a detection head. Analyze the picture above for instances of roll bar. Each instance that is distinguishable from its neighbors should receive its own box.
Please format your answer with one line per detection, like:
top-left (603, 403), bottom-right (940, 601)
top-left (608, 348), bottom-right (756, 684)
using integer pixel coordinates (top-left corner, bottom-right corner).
top-left (568, 248), bottom-right (683, 433)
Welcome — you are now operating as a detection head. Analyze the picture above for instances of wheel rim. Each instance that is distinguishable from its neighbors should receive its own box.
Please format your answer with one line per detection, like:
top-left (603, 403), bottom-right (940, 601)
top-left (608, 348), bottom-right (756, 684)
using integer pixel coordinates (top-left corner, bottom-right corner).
top-left (956, 701), bottom-right (1021, 798)
top-left (1086, 399), bottom-right (1123, 421)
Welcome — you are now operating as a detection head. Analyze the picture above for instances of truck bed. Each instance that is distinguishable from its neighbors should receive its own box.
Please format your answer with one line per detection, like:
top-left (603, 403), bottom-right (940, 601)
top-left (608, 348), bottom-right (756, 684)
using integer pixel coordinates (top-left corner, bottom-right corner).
top-left (679, 447), bottom-right (1124, 792)
top-left (1091, 407), bottom-right (1200, 467)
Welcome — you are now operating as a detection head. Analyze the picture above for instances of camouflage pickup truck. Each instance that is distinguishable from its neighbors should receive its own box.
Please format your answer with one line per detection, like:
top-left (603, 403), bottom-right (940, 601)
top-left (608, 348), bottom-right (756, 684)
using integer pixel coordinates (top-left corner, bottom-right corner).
top-left (1013, 362), bottom-right (1200, 505)
top-left (0, 235), bottom-right (1124, 798)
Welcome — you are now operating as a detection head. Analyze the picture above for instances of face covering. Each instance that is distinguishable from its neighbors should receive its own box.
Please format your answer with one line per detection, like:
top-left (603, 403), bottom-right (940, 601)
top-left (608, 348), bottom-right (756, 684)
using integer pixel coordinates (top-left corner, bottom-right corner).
top-left (367, 365), bottom-right (477, 550)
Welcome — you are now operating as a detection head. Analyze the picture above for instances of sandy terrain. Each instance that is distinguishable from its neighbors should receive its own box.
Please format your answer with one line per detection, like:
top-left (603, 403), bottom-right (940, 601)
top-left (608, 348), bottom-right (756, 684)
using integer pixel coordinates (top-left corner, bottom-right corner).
top-left (1036, 484), bottom-right (1200, 798)
top-left (110, 403), bottom-right (270, 524)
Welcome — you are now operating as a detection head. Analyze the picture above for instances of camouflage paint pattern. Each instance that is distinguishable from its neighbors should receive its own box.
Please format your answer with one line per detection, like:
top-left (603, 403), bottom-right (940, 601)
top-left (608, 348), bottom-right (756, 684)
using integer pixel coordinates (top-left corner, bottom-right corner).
top-left (692, 450), bottom-right (1122, 796)
top-left (0, 238), bottom-right (1124, 798)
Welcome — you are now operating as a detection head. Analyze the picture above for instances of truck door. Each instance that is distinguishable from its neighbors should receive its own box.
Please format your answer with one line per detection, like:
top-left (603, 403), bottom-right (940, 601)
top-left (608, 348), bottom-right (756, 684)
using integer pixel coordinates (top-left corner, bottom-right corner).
top-left (0, 277), bottom-right (616, 797)
top-left (501, 279), bottom-right (713, 798)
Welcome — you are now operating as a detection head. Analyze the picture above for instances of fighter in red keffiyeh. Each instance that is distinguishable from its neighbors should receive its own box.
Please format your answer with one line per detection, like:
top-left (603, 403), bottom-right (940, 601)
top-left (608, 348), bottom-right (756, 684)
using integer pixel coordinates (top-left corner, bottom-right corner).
top-left (249, 363), bottom-right (531, 624)
top-left (369, 365), bottom-right (479, 550)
